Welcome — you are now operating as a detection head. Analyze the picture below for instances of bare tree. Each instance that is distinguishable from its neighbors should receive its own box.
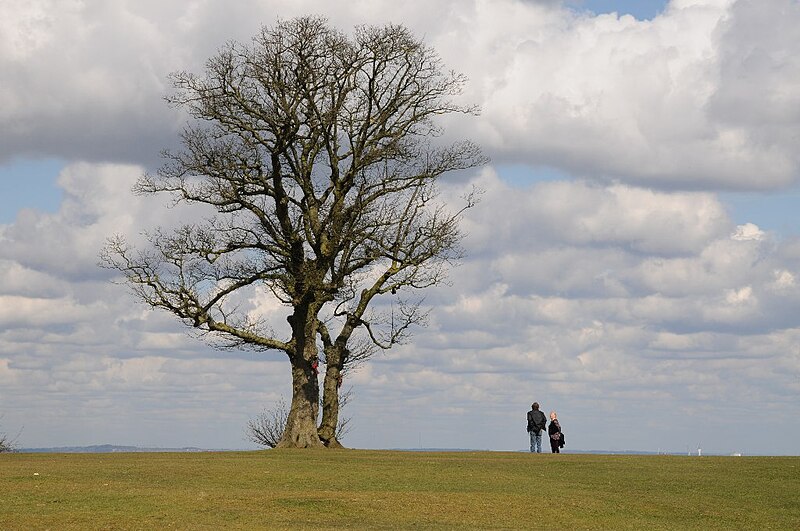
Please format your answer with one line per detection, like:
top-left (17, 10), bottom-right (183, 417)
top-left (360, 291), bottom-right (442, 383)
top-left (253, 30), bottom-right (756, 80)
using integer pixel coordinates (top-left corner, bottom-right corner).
top-left (0, 418), bottom-right (18, 453)
top-left (245, 397), bottom-right (290, 449)
top-left (101, 16), bottom-right (485, 448)
top-left (0, 433), bottom-right (11, 453)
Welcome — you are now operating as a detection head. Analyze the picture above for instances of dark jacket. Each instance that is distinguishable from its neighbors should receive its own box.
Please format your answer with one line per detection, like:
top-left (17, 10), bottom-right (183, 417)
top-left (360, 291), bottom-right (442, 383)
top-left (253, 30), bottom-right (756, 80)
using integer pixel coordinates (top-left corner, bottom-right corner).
top-left (549, 419), bottom-right (564, 448)
top-left (527, 409), bottom-right (547, 432)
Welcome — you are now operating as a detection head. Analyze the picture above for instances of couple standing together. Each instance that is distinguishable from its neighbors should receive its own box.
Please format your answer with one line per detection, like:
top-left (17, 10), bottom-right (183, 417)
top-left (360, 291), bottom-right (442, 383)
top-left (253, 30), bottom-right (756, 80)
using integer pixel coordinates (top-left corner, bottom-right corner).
top-left (526, 402), bottom-right (564, 453)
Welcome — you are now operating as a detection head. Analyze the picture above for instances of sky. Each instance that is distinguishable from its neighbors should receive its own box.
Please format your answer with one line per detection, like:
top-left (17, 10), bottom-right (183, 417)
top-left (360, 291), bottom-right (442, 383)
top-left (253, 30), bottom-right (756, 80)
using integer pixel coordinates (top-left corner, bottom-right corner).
top-left (1, 0), bottom-right (799, 455)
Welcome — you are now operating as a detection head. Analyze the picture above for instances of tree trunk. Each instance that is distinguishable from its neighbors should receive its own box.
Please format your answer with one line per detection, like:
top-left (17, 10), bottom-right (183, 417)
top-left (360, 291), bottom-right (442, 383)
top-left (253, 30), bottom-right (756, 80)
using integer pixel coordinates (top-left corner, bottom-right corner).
top-left (276, 361), bottom-right (323, 448)
top-left (318, 353), bottom-right (344, 448)
top-left (276, 302), bottom-right (324, 448)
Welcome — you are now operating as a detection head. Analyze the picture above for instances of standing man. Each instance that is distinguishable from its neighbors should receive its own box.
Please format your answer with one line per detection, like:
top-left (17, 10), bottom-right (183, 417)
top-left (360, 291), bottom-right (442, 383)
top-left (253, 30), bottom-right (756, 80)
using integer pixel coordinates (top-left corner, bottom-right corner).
top-left (527, 402), bottom-right (547, 453)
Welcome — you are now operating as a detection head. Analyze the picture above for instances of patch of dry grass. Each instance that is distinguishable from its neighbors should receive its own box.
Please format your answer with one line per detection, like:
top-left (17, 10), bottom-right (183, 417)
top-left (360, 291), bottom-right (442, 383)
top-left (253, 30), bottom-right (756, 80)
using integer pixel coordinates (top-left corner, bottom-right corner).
top-left (1, 450), bottom-right (798, 529)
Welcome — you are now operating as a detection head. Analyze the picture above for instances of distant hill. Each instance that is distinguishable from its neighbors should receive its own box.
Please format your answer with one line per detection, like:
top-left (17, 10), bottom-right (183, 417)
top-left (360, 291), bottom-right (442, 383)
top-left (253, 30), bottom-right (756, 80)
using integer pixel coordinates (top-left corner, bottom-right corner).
top-left (17, 445), bottom-right (728, 456)
top-left (19, 444), bottom-right (210, 453)
top-left (395, 448), bottom-right (670, 455)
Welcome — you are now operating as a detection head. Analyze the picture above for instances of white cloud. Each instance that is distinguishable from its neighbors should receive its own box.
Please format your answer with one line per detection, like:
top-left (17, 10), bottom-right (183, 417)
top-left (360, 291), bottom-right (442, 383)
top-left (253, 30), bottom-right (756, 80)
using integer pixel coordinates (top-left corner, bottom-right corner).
top-left (2, 0), bottom-right (799, 188)
top-left (708, 1), bottom-right (800, 129)
top-left (731, 222), bottom-right (764, 241)
top-left (382, 174), bottom-right (800, 451)
top-left (771, 269), bottom-right (796, 290)
top-left (0, 161), bottom-right (296, 447)
top-left (431, 0), bottom-right (797, 189)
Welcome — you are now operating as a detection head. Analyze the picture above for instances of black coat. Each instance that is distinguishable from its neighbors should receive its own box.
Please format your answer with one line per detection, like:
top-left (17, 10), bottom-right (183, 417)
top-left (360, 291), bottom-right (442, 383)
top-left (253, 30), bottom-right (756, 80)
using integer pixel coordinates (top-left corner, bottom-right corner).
top-left (527, 409), bottom-right (547, 432)
top-left (548, 419), bottom-right (564, 448)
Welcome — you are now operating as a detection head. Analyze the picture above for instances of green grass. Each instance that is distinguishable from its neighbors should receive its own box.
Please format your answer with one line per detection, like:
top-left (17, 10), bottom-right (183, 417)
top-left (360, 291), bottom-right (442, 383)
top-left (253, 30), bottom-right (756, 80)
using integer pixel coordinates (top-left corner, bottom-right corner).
top-left (1, 450), bottom-right (798, 529)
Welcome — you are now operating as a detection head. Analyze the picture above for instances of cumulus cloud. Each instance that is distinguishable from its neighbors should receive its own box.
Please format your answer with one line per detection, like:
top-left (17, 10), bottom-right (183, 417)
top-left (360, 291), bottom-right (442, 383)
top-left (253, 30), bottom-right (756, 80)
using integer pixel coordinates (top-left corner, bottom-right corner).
top-left (0, 163), bottom-right (294, 447)
top-left (708, 0), bottom-right (800, 137)
top-left (1, 162), bottom-right (798, 452)
top-left (447, 0), bottom-right (800, 189)
top-left (366, 170), bottom-right (800, 450)
top-left (1, 1), bottom-right (180, 164)
top-left (3, 0), bottom-right (799, 188)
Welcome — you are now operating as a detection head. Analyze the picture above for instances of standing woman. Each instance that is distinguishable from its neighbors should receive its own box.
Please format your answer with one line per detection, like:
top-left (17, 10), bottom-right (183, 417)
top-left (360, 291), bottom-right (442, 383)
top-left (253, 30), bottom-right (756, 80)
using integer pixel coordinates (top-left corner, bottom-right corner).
top-left (548, 411), bottom-right (564, 453)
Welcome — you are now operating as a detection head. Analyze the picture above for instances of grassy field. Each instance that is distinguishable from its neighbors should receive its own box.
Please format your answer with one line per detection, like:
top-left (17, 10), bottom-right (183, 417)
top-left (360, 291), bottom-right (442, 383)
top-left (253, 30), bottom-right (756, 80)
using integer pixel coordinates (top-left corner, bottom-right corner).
top-left (1, 450), bottom-right (798, 530)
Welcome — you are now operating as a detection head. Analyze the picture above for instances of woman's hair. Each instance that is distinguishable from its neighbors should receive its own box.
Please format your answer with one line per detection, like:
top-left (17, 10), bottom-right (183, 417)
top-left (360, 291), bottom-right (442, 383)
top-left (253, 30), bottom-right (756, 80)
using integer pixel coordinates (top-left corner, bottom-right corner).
top-left (550, 411), bottom-right (557, 419)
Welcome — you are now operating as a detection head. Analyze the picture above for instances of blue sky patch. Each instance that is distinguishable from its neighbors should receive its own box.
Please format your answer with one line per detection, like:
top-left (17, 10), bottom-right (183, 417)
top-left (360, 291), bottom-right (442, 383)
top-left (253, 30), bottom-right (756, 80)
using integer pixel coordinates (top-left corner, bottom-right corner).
top-left (0, 158), bottom-right (65, 223)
